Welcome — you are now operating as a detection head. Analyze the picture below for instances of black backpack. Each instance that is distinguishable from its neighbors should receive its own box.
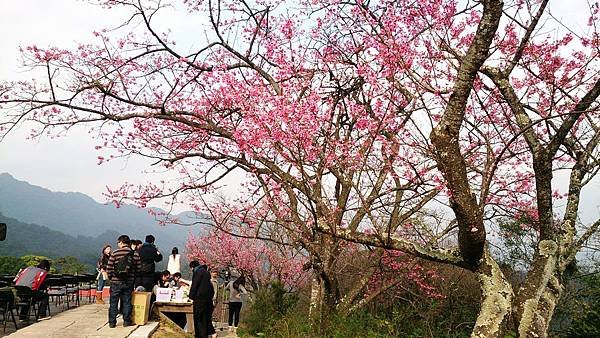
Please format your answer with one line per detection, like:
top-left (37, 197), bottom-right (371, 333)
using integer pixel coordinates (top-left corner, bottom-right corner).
top-left (114, 250), bottom-right (134, 278)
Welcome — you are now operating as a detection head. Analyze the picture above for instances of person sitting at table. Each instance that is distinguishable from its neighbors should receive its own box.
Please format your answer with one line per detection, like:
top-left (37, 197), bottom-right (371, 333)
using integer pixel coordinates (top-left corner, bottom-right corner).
top-left (13, 260), bottom-right (51, 320)
top-left (173, 272), bottom-right (191, 288)
top-left (158, 270), bottom-right (171, 288)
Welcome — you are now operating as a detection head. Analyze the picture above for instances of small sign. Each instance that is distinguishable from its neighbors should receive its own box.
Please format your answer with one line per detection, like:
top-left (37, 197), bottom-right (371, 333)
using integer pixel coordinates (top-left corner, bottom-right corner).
top-left (155, 287), bottom-right (172, 302)
top-left (173, 289), bottom-right (185, 302)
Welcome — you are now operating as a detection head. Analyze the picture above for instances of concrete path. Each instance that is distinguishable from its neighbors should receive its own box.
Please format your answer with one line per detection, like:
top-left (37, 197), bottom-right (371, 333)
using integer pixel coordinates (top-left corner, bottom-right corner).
top-left (4, 304), bottom-right (157, 338)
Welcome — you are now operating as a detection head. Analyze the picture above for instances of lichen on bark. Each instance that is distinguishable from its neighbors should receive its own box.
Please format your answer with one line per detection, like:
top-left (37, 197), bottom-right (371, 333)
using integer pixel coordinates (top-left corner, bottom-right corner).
top-left (472, 250), bottom-right (513, 338)
top-left (517, 240), bottom-right (559, 338)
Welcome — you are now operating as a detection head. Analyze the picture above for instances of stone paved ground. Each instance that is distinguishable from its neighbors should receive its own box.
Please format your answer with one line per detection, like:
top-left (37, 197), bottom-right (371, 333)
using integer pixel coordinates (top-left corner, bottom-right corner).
top-left (2, 302), bottom-right (238, 338)
top-left (2, 302), bottom-right (239, 338)
top-left (1, 295), bottom-right (97, 337)
top-left (3, 303), bottom-right (151, 338)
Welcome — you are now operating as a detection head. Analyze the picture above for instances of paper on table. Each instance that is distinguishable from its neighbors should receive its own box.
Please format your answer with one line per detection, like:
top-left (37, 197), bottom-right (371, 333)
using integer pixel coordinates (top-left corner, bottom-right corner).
top-left (155, 287), bottom-right (172, 302)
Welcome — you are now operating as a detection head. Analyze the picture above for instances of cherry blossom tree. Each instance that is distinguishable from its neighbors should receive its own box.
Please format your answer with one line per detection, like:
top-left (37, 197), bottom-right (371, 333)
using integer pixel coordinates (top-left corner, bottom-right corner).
top-left (185, 211), bottom-right (309, 290)
top-left (2, 0), bottom-right (600, 336)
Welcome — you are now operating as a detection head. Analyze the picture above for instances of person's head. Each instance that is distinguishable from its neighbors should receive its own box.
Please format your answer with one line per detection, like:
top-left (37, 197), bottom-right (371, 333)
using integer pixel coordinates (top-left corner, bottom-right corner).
top-left (117, 234), bottom-right (131, 248)
top-left (173, 272), bottom-right (182, 281)
top-left (102, 244), bottom-right (112, 255)
top-left (37, 259), bottom-right (51, 271)
top-left (210, 270), bottom-right (218, 279)
top-left (130, 240), bottom-right (138, 250)
top-left (161, 270), bottom-right (171, 281)
top-left (145, 235), bottom-right (155, 244)
top-left (171, 247), bottom-right (178, 257)
top-left (189, 260), bottom-right (200, 270)
top-left (134, 240), bottom-right (143, 249)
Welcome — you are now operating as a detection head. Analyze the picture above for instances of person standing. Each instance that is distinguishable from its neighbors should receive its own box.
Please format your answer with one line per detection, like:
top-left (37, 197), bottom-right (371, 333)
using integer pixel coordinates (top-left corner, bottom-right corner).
top-left (137, 234), bottom-right (163, 293)
top-left (209, 270), bottom-right (219, 338)
top-left (95, 244), bottom-right (111, 304)
top-left (210, 270), bottom-right (218, 308)
top-left (167, 247), bottom-right (181, 274)
top-left (106, 235), bottom-right (141, 328)
top-left (226, 276), bottom-right (247, 332)
top-left (189, 263), bottom-right (214, 338)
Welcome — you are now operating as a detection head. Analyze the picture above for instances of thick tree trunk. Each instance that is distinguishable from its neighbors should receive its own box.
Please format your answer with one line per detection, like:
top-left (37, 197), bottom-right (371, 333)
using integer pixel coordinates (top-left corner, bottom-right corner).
top-left (308, 274), bottom-right (323, 324)
top-left (307, 246), bottom-right (342, 334)
top-left (470, 242), bottom-right (563, 338)
top-left (472, 249), bottom-right (513, 338)
top-left (513, 240), bottom-right (561, 338)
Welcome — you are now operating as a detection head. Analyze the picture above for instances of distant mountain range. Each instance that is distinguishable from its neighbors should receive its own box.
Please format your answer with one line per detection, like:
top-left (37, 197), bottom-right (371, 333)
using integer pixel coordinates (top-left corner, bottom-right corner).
top-left (0, 213), bottom-right (119, 265)
top-left (0, 172), bottom-right (208, 267)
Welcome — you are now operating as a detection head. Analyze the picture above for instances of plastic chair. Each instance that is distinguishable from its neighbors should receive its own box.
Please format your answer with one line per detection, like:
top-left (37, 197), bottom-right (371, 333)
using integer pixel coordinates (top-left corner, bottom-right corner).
top-left (76, 274), bottom-right (96, 303)
top-left (0, 289), bottom-right (18, 332)
top-left (63, 276), bottom-right (80, 308)
top-left (46, 277), bottom-right (67, 310)
top-left (13, 285), bottom-right (38, 321)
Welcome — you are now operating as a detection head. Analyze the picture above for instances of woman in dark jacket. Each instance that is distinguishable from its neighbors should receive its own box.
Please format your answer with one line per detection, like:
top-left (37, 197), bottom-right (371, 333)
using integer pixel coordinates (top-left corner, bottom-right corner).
top-left (96, 244), bottom-right (112, 304)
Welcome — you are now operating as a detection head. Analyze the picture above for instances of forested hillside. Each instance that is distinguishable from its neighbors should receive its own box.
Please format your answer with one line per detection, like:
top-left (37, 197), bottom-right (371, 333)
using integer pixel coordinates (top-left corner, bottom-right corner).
top-left (0, 213), bottom-right (118, 266)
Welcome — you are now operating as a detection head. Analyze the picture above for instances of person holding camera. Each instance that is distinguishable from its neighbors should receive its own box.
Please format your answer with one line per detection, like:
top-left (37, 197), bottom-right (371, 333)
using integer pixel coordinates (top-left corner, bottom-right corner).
top-left (136, 234), bottom-right (163, 294)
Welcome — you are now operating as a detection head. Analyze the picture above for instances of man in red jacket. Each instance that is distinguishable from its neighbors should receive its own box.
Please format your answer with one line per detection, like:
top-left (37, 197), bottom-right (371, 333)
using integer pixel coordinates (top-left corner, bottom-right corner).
top-left (14, 260), bottom-right (51, 320)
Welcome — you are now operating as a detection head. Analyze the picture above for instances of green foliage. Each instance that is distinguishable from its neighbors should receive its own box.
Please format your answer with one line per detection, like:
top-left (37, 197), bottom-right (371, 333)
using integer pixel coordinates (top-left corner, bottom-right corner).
top-left (0, 256), bottom-right (26, 274)
top-left (238, 262), bottom-right (479, 338)
top-left (496, 216), bottom-right (538, 271)
top-left (20, 254), bottom-right (56, 273)
top-left (240, 304), bottom-right (473, 338)
top-left (0, 213), bottom-right (103, 267)
top-left (561, 273), bottom-right (600, 337)
top-left (54, 256), bottom-right (93, 274)
top-left (0, 255), bottom-right (91, 275)
top-left (242, 281), bottom-right (299, 335)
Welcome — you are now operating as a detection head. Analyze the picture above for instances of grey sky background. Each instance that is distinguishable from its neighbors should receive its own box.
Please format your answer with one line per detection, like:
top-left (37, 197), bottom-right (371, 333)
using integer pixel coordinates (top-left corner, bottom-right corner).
top-left (0, 0), bottom-right (598, 221)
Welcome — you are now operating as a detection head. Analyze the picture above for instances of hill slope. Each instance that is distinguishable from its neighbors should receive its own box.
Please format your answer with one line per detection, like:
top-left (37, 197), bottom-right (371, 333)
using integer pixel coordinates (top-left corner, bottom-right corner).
top-left (0, 173), bottom-right (205, 255)
top-left (0, 213), bottom-right (119, 266)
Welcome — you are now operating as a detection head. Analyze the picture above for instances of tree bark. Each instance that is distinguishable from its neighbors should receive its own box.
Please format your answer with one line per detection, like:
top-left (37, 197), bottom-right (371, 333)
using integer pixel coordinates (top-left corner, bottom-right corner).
top-left (513, 240), bottom-right (561, 338)
top-left (472, 249), bottom-right (513, 338)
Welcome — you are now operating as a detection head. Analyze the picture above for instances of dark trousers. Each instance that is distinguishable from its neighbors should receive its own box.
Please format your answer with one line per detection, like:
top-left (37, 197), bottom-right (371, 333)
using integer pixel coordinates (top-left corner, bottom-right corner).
top-left (193, 301), bottom-right (213, 338)
top-left (137, 275), bottom-right (155, 293)
top-left (228, 301), bottom-right (242, 327)
top-left (109, 281), bottom-right (133, 325)
top-left (208, 304), bottom-right (216, 335)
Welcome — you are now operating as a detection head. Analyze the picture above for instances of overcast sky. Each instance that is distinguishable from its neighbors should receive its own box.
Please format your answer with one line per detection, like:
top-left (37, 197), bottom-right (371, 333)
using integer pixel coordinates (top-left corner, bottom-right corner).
top-left (0, 0), bottom-right (211, 212)
top-left (0, 0), bottom-right (598, 220)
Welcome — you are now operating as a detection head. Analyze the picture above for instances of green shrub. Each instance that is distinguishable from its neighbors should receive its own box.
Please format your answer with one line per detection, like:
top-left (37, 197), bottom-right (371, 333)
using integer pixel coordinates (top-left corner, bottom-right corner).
top-left (561, 274), bottom-right (600, 337)
top-left (242, 281), bottom-right (299, 335)
top-left (0, 256), bottom-right (26, 274)
top-left (241, 302), bottom-right (473, 338)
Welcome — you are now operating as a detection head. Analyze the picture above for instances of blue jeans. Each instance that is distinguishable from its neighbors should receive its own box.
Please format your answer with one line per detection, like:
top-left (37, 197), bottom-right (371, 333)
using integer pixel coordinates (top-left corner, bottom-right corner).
top-left (97, 273), bottom-right (106, 291)
top-left (108, 281), bottom-right (133, 325)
